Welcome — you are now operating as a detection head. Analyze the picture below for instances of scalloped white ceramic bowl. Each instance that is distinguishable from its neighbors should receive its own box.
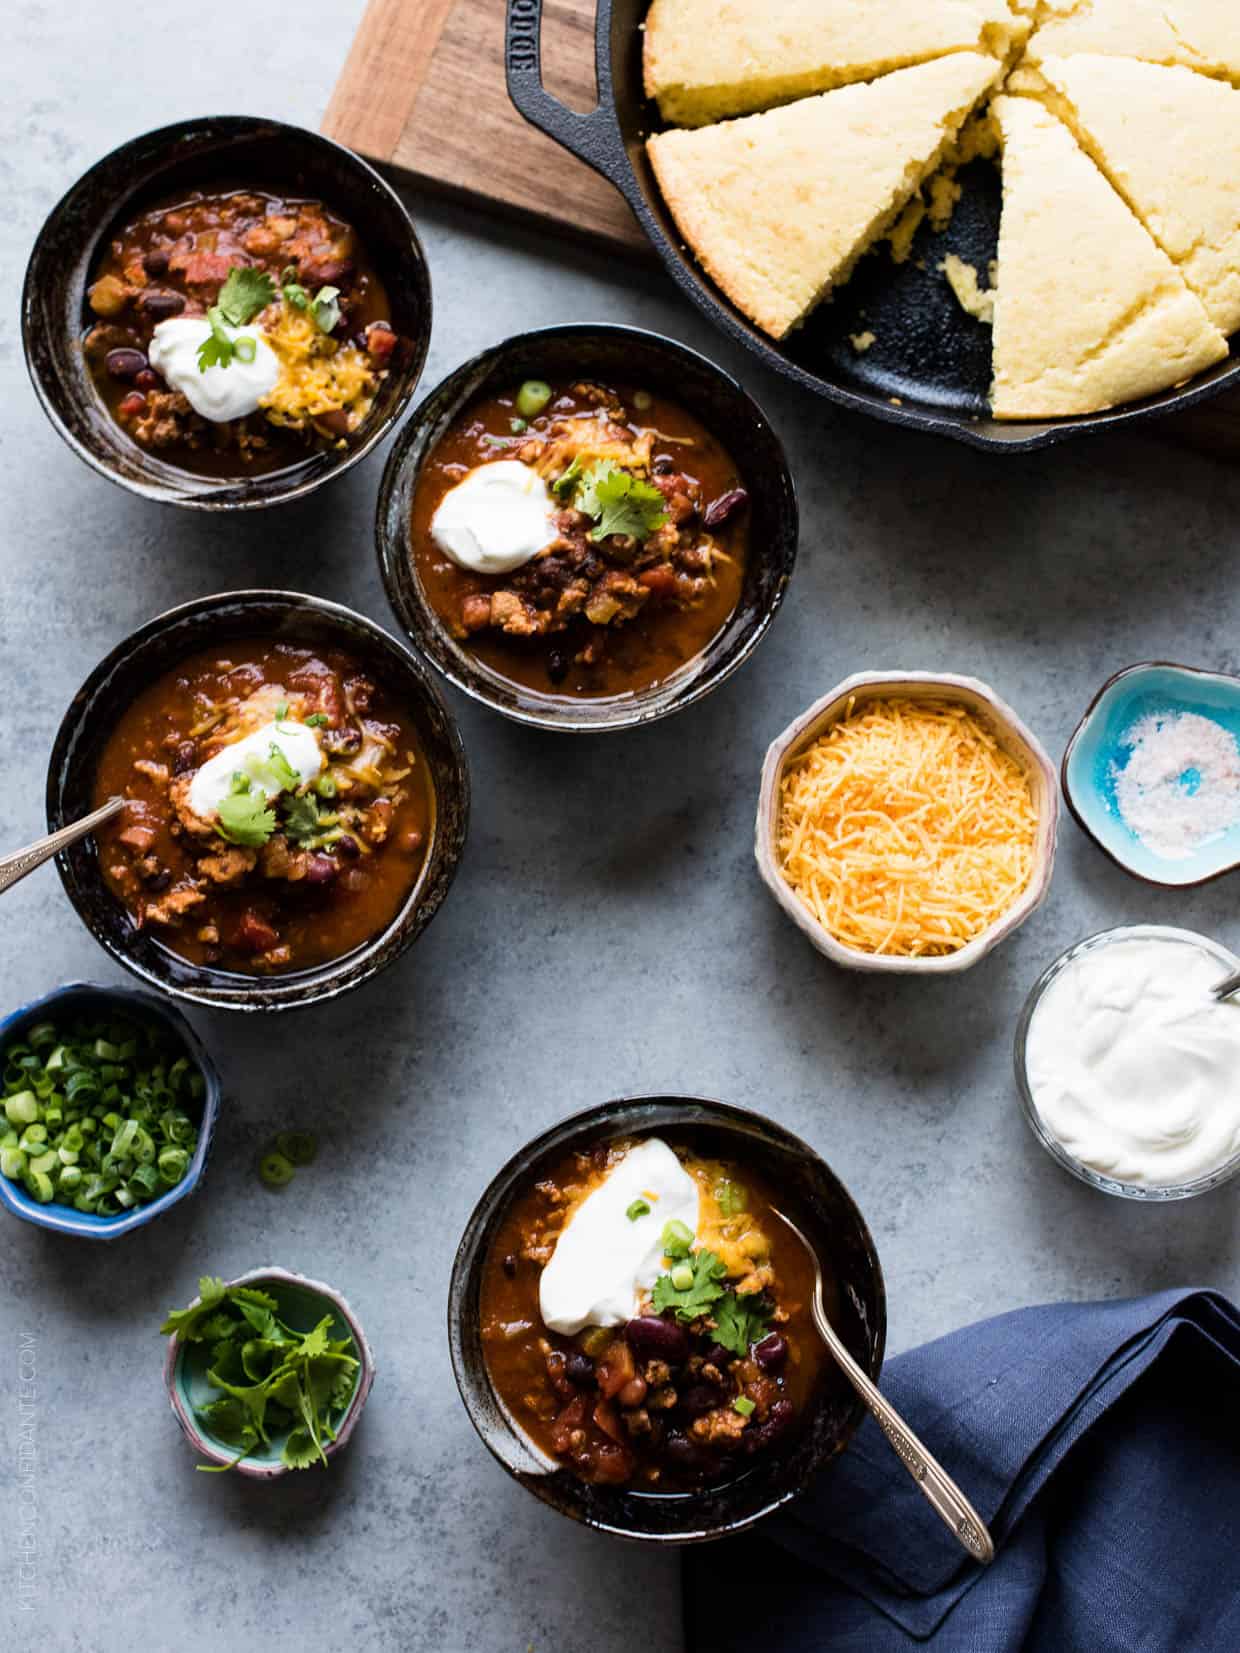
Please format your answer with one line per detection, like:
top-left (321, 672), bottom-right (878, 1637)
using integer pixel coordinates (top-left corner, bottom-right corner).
top-left (755, 671), bottom-right (1059, 975)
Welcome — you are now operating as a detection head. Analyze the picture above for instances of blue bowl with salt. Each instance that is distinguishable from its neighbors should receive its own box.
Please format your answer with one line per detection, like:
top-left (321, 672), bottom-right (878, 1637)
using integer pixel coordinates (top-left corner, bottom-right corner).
top-left (1063, 663), bottom-right (1240, 887)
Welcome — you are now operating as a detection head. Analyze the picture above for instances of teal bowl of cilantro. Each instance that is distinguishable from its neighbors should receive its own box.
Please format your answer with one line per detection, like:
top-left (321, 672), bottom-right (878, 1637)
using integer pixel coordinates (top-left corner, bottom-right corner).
top-left (162, 1268), bottom-right (375, 1477)
top-left (0, 982), bottom-right (218, 1240)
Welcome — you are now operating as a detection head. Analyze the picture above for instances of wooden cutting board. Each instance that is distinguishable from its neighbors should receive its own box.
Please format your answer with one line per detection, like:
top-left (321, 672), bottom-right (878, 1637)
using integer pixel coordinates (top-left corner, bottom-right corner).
top-left (323, 0), bottom-right (1240, 457)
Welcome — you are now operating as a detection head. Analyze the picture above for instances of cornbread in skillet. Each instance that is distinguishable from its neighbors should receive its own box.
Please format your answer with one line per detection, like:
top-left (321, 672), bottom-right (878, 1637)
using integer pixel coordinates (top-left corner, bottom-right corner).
top-left (1022, 0), bottom-right (1240, 85)
top-left (647, 52), bottom-right (1004, 340)
top-left (989, 96), bottom-right (1228, 419)
top-left (1025, 55), bottom-right (1240, 337)
top-left (642, 0), bottom-right (1026, 127)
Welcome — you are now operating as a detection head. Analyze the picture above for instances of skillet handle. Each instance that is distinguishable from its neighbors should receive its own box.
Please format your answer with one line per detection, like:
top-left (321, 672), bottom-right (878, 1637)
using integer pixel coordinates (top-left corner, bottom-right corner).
top-left (505, 0), bottom-right (634, 197)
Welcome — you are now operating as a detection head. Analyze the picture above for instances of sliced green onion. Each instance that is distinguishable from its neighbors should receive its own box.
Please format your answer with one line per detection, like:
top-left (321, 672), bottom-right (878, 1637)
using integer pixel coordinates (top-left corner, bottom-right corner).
top-left (670, 1263), bottom-right (694, 1291)
top-left (158, 1147), bottom-right (189, 1185)
top-left (661, 1219), bottom-right (694, 1258)
top-left (626, 1198), bottom-right (651, 1221)
top-left (4, 1091), bottom-right (38, 1126)
top-left (275, 1130), bottom-right (318, 1167)
top-left (313, 772), bottom-right (337, 799)
top-left (233, 335), bottom-right (258, 365)
top-left (259, 1151), bottom-right (295, 1189)
top-left (0, 1147), bottom-right (27, 1180)
top-left (275, 701), bottom-right (289, 721)
top-left (25, 1170), bottom-right (54, 1204)
top-left (509, 417), bottom-right (528, 434)
top-left (516, 379), bottom-right (552, 419)
top-left (732, 1396), bottom-right (755, 1417)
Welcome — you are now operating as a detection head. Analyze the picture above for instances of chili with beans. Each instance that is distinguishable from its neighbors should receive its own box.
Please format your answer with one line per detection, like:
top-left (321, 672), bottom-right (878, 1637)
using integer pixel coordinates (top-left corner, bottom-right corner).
top-left (412, 380), bottom-right (749, 698)
top-left (480, 1136), bottom-right (825, 1491)
top-left (93, 641), bottom-right (432, 975)
top-left (84, 188), bottom-right (405, 476)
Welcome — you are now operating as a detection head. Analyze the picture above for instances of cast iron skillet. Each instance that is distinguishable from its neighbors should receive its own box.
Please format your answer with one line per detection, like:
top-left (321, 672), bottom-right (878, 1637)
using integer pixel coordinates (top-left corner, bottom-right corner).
top-left (505, 0), bottom-right (1240, 453)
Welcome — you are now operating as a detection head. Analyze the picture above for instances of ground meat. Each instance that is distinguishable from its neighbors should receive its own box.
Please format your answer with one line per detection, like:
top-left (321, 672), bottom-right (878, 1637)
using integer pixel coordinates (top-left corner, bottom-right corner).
top-left (133, 759), bottom-right (170, 785)
top-left (198, 847), bottom-right (257, 886)
top-left (690, 1406), bottom-right (748, 1446)
top-left (142, 884), bottom-right (206, 928)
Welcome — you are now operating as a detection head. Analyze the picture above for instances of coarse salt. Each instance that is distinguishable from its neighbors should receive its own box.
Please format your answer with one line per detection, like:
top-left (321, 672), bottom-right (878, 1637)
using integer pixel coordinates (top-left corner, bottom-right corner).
top-left (1112, 709), bottom-right (1240, 860)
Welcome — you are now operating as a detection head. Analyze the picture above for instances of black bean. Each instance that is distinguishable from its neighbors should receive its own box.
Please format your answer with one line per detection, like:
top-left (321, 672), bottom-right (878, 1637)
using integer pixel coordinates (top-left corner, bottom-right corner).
top-left (703, 487), bottom-right (749, 529)
top-left (144, 249), bottom-right (170, 276)
top-left (138, 290), bottom-right (186, 321)
top-left (753, 1332), bottom-right (789, 1371)
top-left (546, 649), bottom-right (569, 686)
top-left (743, 1397), bottom-right (795, 1456)
top-left (501, 1253), bottom-right (517, 1279)
top-left (104, 347), bottom-right (148, 383)
top-left (664, 1432), bottom-right (713, 1477)
top-left (564, 1352), bottom-right (595, 1387)
top-left (625, 1316), bottom-right (689, 1366)
top-left (680, 1384), bottom-right (720, 1417)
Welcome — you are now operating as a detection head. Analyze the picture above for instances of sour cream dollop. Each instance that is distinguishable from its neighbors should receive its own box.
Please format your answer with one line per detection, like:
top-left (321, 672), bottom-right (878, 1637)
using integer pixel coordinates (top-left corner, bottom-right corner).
top-left (188, 720), bottom-right (322, 820)
top-left (1024, 933), bottom-right (1240, 1187)
top-left (430, 459), bottom-right (557, 575)
top-left (539, 1138), bottom-right (699, 1335)
top-left (148, 317), bottom-right (280, 422)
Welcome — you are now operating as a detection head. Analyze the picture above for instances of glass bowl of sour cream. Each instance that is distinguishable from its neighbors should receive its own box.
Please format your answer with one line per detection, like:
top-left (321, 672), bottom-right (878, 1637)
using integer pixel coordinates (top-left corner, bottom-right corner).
top-left (1015, 925), bottom-right (1240, 1200)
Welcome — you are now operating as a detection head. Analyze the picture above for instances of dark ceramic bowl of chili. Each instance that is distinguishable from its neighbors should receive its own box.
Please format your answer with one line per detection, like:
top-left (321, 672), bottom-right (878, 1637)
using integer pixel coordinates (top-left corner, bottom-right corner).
top-left (449, 1095), bottom-right (885, 1543)
top-left (47, 591), bottom-right (469, 1011)
top-left (23, 115), bottom-right (431, 510)
top-left (376, 325), bottom-right (797, 732)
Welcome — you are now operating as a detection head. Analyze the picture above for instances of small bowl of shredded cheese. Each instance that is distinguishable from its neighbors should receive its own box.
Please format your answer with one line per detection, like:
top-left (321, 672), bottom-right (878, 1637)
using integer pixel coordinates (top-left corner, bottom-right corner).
top-left (756, 672), bottom-right (1058, 973)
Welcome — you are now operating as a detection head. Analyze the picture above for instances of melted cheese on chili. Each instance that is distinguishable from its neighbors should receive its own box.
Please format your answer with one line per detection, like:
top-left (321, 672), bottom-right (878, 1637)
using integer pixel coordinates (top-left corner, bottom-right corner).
top-left (776, 695), bottom-right (1037, 957)
top-left (260, 305), bottom-right (378, 430)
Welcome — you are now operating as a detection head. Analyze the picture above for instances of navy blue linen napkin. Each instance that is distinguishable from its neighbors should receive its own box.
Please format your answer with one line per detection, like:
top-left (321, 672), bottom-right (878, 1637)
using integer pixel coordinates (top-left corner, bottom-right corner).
top-left (684, 1289), bottom-right (1240, 1652)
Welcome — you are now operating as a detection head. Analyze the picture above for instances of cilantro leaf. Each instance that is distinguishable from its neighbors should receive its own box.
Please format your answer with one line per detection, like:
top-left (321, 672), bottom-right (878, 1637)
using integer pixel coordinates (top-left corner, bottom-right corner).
top-left (551, 456), bottom-right (585, 499)
top-left (282, 1426), bottom-right (323, 1470)
top-left (195, 306), bottom-right (235, 373)
top-left (711, 1291), bottom-right (774, 1357)
top-left (282, 792), bottom-right (321, 845)
top-left (217, 266), bottom-right (276, 327)
top-left (651, 1248), bottom-right (728, 1322)
top-left (311, 286), bottom-right (341, 333)
top-left (216, 789), bottom-right (277, 847)
top-left (575, 460), bottom-right (670, 543)
top-left (159, 1276), bottom-right (227, 1339)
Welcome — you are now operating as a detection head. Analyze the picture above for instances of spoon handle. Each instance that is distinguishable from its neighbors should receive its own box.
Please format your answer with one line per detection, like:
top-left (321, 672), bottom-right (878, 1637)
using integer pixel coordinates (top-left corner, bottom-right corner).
top-left (1211, 966), bottom-right (1240, 1002)
top-left (0, 798), bottom-right (126, 896)
top-left (810, 1288), bottom-right (995, 1565)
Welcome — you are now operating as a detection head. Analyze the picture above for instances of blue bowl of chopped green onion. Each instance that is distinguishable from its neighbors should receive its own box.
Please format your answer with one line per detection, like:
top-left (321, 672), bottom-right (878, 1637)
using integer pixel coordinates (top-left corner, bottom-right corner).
top-left (0, 982), bottom-right (219, 1239)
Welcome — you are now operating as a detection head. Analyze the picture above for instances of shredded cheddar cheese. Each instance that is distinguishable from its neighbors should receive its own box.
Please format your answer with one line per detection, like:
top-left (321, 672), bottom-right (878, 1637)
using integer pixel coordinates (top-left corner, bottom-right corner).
top-left (260, 304), bottom-right (378, 433)
top-left (777, 696), bottom-right (1037, 957)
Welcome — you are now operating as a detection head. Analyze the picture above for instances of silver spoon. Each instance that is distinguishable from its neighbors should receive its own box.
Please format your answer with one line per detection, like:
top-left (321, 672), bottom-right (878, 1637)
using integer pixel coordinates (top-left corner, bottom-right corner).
top-left (0, 797), bottom-right (126, 896)
top-left (1211, 967), bottom-right (1240, 1002)
top-left (771, 1205), bottom-right (995, 1566)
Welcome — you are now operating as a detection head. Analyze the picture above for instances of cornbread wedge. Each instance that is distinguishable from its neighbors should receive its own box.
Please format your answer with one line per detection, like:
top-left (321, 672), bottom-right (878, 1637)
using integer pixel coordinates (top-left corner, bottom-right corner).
top-left (1022, 1), bottom-right (1240, 86)
top-left (990, 96), bottom-right (1228, 419)
top-left (643, 0), bottom-right (1026, 127)
top-left (647, 53), bottom-right (1005, 341)
top-left (1026, 55), bottom-right (1240, 337)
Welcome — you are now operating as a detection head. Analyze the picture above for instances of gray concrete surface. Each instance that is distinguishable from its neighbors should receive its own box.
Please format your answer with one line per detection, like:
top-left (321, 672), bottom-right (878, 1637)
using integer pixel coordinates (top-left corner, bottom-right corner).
top-left (3, 5), bottom-right (1239, 1650)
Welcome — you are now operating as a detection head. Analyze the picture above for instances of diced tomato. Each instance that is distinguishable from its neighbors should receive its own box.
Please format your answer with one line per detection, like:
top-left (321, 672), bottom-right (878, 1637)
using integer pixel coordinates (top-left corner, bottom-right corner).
top-left (595, 1338), bottom-right (636, 1399)
top-left (233, 910), bottom-right (279, 954)
top-left (637, 566), bottom-right (677, 598)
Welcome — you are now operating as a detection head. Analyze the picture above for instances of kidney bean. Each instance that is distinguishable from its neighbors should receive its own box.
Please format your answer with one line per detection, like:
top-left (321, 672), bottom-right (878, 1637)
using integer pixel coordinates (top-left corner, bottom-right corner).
top-left (564, 1352), bottom-right (595, 1387)
top-left (398, 827), bottom-right (424, 856)
top-left (753, 1332), bottom-right (789, 1371)
top-left (315, 408), bottom-right (351, 438)
top-left (104, 347), bottom-right (147, 383)
top-left (335, 834), bottom-right (360, 860)
top-left (117, 392), bottom-right (146, 419)
top-left (743, 1397), bottom-right (795, 1456)
top-left (703, 486), bottom-right (749, 529)
top-left (624, 1316), bottom-right (689, 1366)
top-left (134, 369), bottom-right (162, 391)
top-left (702, 1343), bottom-right (732, 1371)
top-left (303, 854), bottom-right (338, 886)
top-left (138, 289), bottom-right (186, 321)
